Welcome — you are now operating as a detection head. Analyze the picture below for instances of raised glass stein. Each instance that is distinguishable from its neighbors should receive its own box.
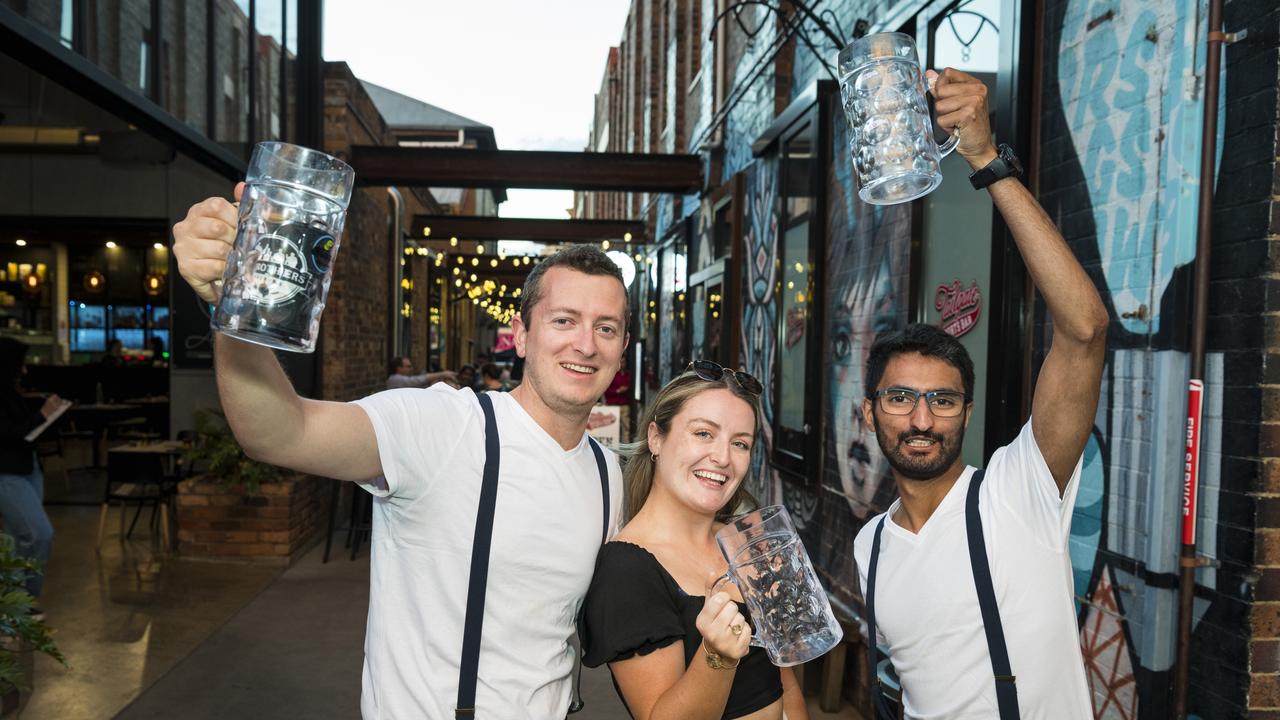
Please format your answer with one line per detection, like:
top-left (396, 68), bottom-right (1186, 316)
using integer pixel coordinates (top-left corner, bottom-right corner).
top-left (838, 32), bottom-right (957, 205)
top-left (714, 505), bottom-right (843, 666)
top-left (212, 142), bottom-right (354, 352)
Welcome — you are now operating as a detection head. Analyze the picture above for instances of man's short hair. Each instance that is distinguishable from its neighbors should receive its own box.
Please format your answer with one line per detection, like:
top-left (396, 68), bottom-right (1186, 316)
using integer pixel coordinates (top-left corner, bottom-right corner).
top-left (520, 245), bottom-right (628, 324)
top-left (387, 356), bottom-right (409, 376)
top-left (865, 323), bottom-right (975, 400)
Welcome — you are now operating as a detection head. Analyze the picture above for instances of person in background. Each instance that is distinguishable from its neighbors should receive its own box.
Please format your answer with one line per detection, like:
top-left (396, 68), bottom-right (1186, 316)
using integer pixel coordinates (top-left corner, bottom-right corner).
top-left (603, 356), bottom-right (633, 442)
top-left (149, 337), bottom-right (168, 368)
top-left (0, 338), bottom-right (58, 615)
top-left (454, 364), bottom-right (477, 391)
top-left (100, 338), bottom-right (124, 368)
top-left (583, 363), bottom-right (808, 720)
top-left (478, 362), bottom-right (506, 392)
top-left (385, 356), bottom-right (456, 391)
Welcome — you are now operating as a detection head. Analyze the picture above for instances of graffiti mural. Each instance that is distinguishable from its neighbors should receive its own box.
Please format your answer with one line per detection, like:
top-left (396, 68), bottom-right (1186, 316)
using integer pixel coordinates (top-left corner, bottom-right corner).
top-left (813, 101), bottom-right (915, 608)
top-left (740, 157), bottom-right (783, 509)
top-left (1047, 0), bottom-right (1233, 716)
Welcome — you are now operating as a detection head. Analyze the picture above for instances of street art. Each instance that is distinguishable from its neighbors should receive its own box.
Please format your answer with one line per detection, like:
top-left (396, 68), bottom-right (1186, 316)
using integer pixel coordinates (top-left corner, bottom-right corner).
top-left (824, 104), bottom-right (911, 523)
top-left (1048, 0), bottom-right (1230, 716)
top-left (740, 157), bottom-right (783, 508)
top-left (1055, 0), bottom-right (1222, 342)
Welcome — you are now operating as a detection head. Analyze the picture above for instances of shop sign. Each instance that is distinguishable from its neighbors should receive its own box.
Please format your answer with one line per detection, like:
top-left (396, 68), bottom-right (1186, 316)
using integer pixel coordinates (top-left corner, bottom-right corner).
top-left (935, 280), bottom-right (982, 338)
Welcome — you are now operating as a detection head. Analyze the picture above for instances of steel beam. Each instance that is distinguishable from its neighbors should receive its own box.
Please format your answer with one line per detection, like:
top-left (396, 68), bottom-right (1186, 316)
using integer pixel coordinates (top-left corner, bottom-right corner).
top-left (351, 146), bottom-right (702, 193)
top-left (412, 216), bottom-right (644, 243)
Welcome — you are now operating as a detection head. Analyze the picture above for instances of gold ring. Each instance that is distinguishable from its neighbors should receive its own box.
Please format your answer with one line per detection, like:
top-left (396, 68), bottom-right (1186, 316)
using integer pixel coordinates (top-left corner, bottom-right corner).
top-left (731, 624), bottom-right (743, 636)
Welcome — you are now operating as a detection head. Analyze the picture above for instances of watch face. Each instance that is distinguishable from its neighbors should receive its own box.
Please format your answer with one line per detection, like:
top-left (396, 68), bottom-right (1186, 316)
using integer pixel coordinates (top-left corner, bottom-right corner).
top-left (1000, 145), bottom-right (1024, 177)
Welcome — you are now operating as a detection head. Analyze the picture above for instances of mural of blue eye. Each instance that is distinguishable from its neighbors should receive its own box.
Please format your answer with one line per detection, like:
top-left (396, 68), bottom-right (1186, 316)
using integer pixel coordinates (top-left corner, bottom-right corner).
top-left (833, 332), bottom-right (851, 360)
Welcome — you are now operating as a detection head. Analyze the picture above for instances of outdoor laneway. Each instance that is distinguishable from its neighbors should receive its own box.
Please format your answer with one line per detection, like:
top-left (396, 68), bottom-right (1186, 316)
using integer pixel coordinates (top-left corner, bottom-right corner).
top-left (25, 500), bottom-right (863, 719)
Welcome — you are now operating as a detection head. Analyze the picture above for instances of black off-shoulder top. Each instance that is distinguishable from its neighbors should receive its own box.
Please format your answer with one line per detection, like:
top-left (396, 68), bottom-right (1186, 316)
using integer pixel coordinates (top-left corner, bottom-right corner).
top-left (581, 541), bottom-right (784, 719)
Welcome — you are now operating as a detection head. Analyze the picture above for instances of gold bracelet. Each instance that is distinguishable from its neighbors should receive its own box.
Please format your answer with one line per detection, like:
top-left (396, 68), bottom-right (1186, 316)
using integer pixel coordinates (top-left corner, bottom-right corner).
top-left (703, 643), bottom-right (741, 670)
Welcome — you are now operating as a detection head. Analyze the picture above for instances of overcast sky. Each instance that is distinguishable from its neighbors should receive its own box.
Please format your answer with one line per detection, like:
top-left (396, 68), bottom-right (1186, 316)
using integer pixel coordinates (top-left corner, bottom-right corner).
top-left (324, 0), bottom-right (633, 219)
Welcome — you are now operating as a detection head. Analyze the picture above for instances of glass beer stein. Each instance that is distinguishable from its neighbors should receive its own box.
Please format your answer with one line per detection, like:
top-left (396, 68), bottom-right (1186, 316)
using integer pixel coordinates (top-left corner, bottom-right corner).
top-left (838, 32), bottom-right (957, 205)
top-left (714, 505), bottom-right (843, 666)
top-left (212, 142), bottom-right (355, 352)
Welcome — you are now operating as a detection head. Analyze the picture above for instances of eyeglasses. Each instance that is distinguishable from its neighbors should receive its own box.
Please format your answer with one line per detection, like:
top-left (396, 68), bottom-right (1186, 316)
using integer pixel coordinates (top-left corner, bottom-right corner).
top-left (871, 388), bottom-right (970, 418)
top-left (687, 360), bottom-right (764, 397)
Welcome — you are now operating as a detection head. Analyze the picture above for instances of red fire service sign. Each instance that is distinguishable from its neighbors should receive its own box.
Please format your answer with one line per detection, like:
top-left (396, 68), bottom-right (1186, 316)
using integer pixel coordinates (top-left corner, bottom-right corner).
top-left (935, 280), bottom-right (982, 338)
top-left (1183, 379), bottom-right (1204, 545)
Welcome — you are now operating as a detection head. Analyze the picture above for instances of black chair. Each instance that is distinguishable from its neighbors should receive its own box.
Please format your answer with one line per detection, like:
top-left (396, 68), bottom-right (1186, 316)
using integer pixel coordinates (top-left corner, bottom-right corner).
top-left (323, 480), bottom-right (372, 563)
top-left (97, 451), bottom-right (176, 550)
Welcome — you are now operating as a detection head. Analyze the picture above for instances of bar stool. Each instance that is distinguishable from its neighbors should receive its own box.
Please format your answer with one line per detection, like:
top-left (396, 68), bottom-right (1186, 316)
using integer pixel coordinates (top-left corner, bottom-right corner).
top-left (322, 479), bottom-right (372, 562)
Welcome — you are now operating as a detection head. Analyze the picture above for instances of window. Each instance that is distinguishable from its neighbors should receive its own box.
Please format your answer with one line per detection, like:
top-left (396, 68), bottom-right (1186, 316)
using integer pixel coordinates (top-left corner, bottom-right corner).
top-left (766, 88), bottom-right (831, 482)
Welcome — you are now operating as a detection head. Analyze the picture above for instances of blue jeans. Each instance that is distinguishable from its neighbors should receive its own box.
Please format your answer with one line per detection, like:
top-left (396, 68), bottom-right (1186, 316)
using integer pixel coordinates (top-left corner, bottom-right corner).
top-left (0, 455), bottom-right (52, 598)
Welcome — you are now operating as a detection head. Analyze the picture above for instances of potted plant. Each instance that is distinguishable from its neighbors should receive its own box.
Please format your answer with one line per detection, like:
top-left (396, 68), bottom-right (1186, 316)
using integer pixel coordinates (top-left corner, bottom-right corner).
top-left (176, 410), bottom-right (326, 562)
top-left (0, 533), bottom-right (65, 716)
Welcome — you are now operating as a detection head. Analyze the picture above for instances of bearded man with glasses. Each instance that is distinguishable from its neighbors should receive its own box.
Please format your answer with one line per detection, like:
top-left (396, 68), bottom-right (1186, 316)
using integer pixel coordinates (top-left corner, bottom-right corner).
top-left (852, 67), bottom-right (1110, 720)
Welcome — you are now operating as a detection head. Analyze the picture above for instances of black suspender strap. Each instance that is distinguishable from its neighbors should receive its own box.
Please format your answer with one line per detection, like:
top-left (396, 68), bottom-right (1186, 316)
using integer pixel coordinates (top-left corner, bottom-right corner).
top-left (587, 438), bottom-right (610, 545)
top-left (865, 516), bottom-right (893, 720)
top-left (457, 394), bottom-right (612, 718)
top-left (567, 437), bottom-right (611, 715)
top-left (864, 469), bottom-right (1019, 720)
top-left (456, 392), bottom-right (501, 719)
top-left (965, 469), bottom-right (1020, 720)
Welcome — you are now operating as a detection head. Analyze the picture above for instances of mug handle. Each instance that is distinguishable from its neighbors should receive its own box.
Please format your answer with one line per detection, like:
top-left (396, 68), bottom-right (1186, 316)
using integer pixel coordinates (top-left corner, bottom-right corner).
top-left (926, 72), bottom-right (960, 158)
top-left (710, 572), bottom-right (765, 649)
top-left (938, 132), bottom-right (960, 157)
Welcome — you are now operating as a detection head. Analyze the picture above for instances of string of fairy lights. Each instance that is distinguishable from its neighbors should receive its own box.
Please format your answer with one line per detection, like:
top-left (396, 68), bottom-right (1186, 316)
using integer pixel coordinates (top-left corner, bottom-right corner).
top-left (403, 243), bottom-right (536, 326)
top-left (403, 228), bottom-right (642, 328)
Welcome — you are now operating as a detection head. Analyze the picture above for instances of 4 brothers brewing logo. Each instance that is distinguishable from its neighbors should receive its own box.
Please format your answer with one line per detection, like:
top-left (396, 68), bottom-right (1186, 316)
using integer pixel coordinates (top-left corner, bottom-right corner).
top-left (935, 279), bottom-right (982, 338)
top-left (246, 223), bottom-right (335, 306)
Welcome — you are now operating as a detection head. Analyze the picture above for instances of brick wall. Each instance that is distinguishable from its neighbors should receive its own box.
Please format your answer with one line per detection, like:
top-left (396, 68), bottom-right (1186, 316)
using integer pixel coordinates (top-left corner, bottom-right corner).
top-left (176, 474), bottom-right (327, 563)
top-left (313, 61), bottom-right (440, 399)
top-left (1243, 0), bottom-right (1280, 715)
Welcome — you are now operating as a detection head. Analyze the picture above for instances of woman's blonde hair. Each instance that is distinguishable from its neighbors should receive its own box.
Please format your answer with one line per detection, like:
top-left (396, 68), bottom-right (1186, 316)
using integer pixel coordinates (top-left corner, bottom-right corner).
top-left (622, 369), bottom-right (762, 523)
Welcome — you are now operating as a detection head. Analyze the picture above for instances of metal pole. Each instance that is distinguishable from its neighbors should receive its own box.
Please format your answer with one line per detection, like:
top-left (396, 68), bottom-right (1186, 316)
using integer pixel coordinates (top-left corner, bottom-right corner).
top-left (1173, 0), bottom-right (1224, 715)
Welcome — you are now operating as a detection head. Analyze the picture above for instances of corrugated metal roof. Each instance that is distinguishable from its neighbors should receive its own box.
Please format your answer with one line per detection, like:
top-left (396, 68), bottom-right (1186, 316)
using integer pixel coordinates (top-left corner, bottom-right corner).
top-left (361, 81), bottom-right (492, 132)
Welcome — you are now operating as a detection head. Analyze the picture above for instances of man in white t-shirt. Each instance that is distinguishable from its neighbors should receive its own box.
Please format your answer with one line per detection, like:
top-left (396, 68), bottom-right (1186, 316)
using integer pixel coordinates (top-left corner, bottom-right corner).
top-left (385, 355), bottom-right (456, 390)
top-left (852, 67), bottom-right (1109, 719)
top-left (171, 197), bottom-right (628, 718)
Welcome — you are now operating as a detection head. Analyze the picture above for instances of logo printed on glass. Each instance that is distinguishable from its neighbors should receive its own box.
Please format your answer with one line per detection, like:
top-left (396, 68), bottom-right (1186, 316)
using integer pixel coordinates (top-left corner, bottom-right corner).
top-left (246, 224), bottom-right (333, 306)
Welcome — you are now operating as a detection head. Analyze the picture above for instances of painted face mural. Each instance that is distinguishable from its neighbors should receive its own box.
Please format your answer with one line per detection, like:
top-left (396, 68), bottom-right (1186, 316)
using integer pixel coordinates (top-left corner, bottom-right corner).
top-left (826, 103), bottom-right (912, 518)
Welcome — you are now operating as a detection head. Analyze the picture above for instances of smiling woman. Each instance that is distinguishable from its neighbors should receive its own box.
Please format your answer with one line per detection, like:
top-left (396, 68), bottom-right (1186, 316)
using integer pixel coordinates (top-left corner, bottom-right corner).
top-left (579, 368), bottom-right (810, 720)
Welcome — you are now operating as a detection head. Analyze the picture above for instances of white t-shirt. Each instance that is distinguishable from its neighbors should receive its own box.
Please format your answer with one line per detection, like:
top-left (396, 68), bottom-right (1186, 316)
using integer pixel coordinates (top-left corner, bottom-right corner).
top-left (854, 420), bottom-right (1091, 720)
top-left (353, 385), bottom-right (623, 719)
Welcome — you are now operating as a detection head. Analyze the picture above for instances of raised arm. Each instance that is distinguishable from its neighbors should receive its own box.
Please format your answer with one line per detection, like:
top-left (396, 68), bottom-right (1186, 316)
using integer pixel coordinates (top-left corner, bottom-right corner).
top-left (933, 68), bottom-right (1109, 493)
top-left (173, 187), bottom-right (382, 481)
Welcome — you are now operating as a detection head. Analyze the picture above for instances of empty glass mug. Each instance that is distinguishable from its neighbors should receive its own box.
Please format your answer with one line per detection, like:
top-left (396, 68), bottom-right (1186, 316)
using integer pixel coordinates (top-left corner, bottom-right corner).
top-left (212, 142), bottom-right (355, 352)
top-left (713, 505), bottom-right (842, 666)
top-left (838, 32), bottom-right (957, 205)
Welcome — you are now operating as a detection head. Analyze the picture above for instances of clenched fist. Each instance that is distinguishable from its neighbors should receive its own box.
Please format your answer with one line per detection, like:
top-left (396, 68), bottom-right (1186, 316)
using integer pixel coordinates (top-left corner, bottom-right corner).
top-left (927, 67), bottom-right (998, 170)
top-left (172, 182), bottom-right (245, 304)
top-left (699, 572), bottom-right (752, 663)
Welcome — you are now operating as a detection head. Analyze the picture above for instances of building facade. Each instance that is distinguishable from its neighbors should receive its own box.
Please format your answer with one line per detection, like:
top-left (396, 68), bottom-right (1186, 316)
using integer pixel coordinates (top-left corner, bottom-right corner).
top-left (579, 0), bottom-right (1280, 716)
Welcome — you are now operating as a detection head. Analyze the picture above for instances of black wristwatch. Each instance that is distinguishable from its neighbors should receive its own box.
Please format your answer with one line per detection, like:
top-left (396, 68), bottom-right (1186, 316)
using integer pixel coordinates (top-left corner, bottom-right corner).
top-left (969, 143), bottom-right (1024, 190)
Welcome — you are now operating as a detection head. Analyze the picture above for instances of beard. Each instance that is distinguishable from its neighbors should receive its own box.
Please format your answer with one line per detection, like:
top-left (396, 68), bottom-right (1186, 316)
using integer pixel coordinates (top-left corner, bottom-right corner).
top-left (872, 418), bottom-right (965, 481)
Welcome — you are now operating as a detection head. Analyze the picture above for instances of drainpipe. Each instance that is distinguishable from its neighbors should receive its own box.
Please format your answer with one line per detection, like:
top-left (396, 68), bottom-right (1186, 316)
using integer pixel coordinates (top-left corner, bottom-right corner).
top-left (387, 186), bottom-right (404, 358)
top-left (1173, 0), bottom-right (1225, 715)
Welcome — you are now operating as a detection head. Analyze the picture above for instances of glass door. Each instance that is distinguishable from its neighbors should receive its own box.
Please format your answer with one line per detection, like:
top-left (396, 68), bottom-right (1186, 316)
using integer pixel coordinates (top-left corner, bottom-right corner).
top-left (914, 0), bottom-right (1001, 468)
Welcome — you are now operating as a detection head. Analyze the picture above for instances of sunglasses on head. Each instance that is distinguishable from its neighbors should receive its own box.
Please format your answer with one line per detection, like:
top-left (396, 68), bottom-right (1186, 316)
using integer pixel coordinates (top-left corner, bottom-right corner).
top-left (687, 360), bottom-right (764, 396)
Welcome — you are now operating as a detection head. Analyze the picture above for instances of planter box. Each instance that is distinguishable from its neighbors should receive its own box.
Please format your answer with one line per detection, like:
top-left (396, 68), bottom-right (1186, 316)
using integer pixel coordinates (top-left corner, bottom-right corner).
top-left (176, 474), bottom-right (327, 564)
